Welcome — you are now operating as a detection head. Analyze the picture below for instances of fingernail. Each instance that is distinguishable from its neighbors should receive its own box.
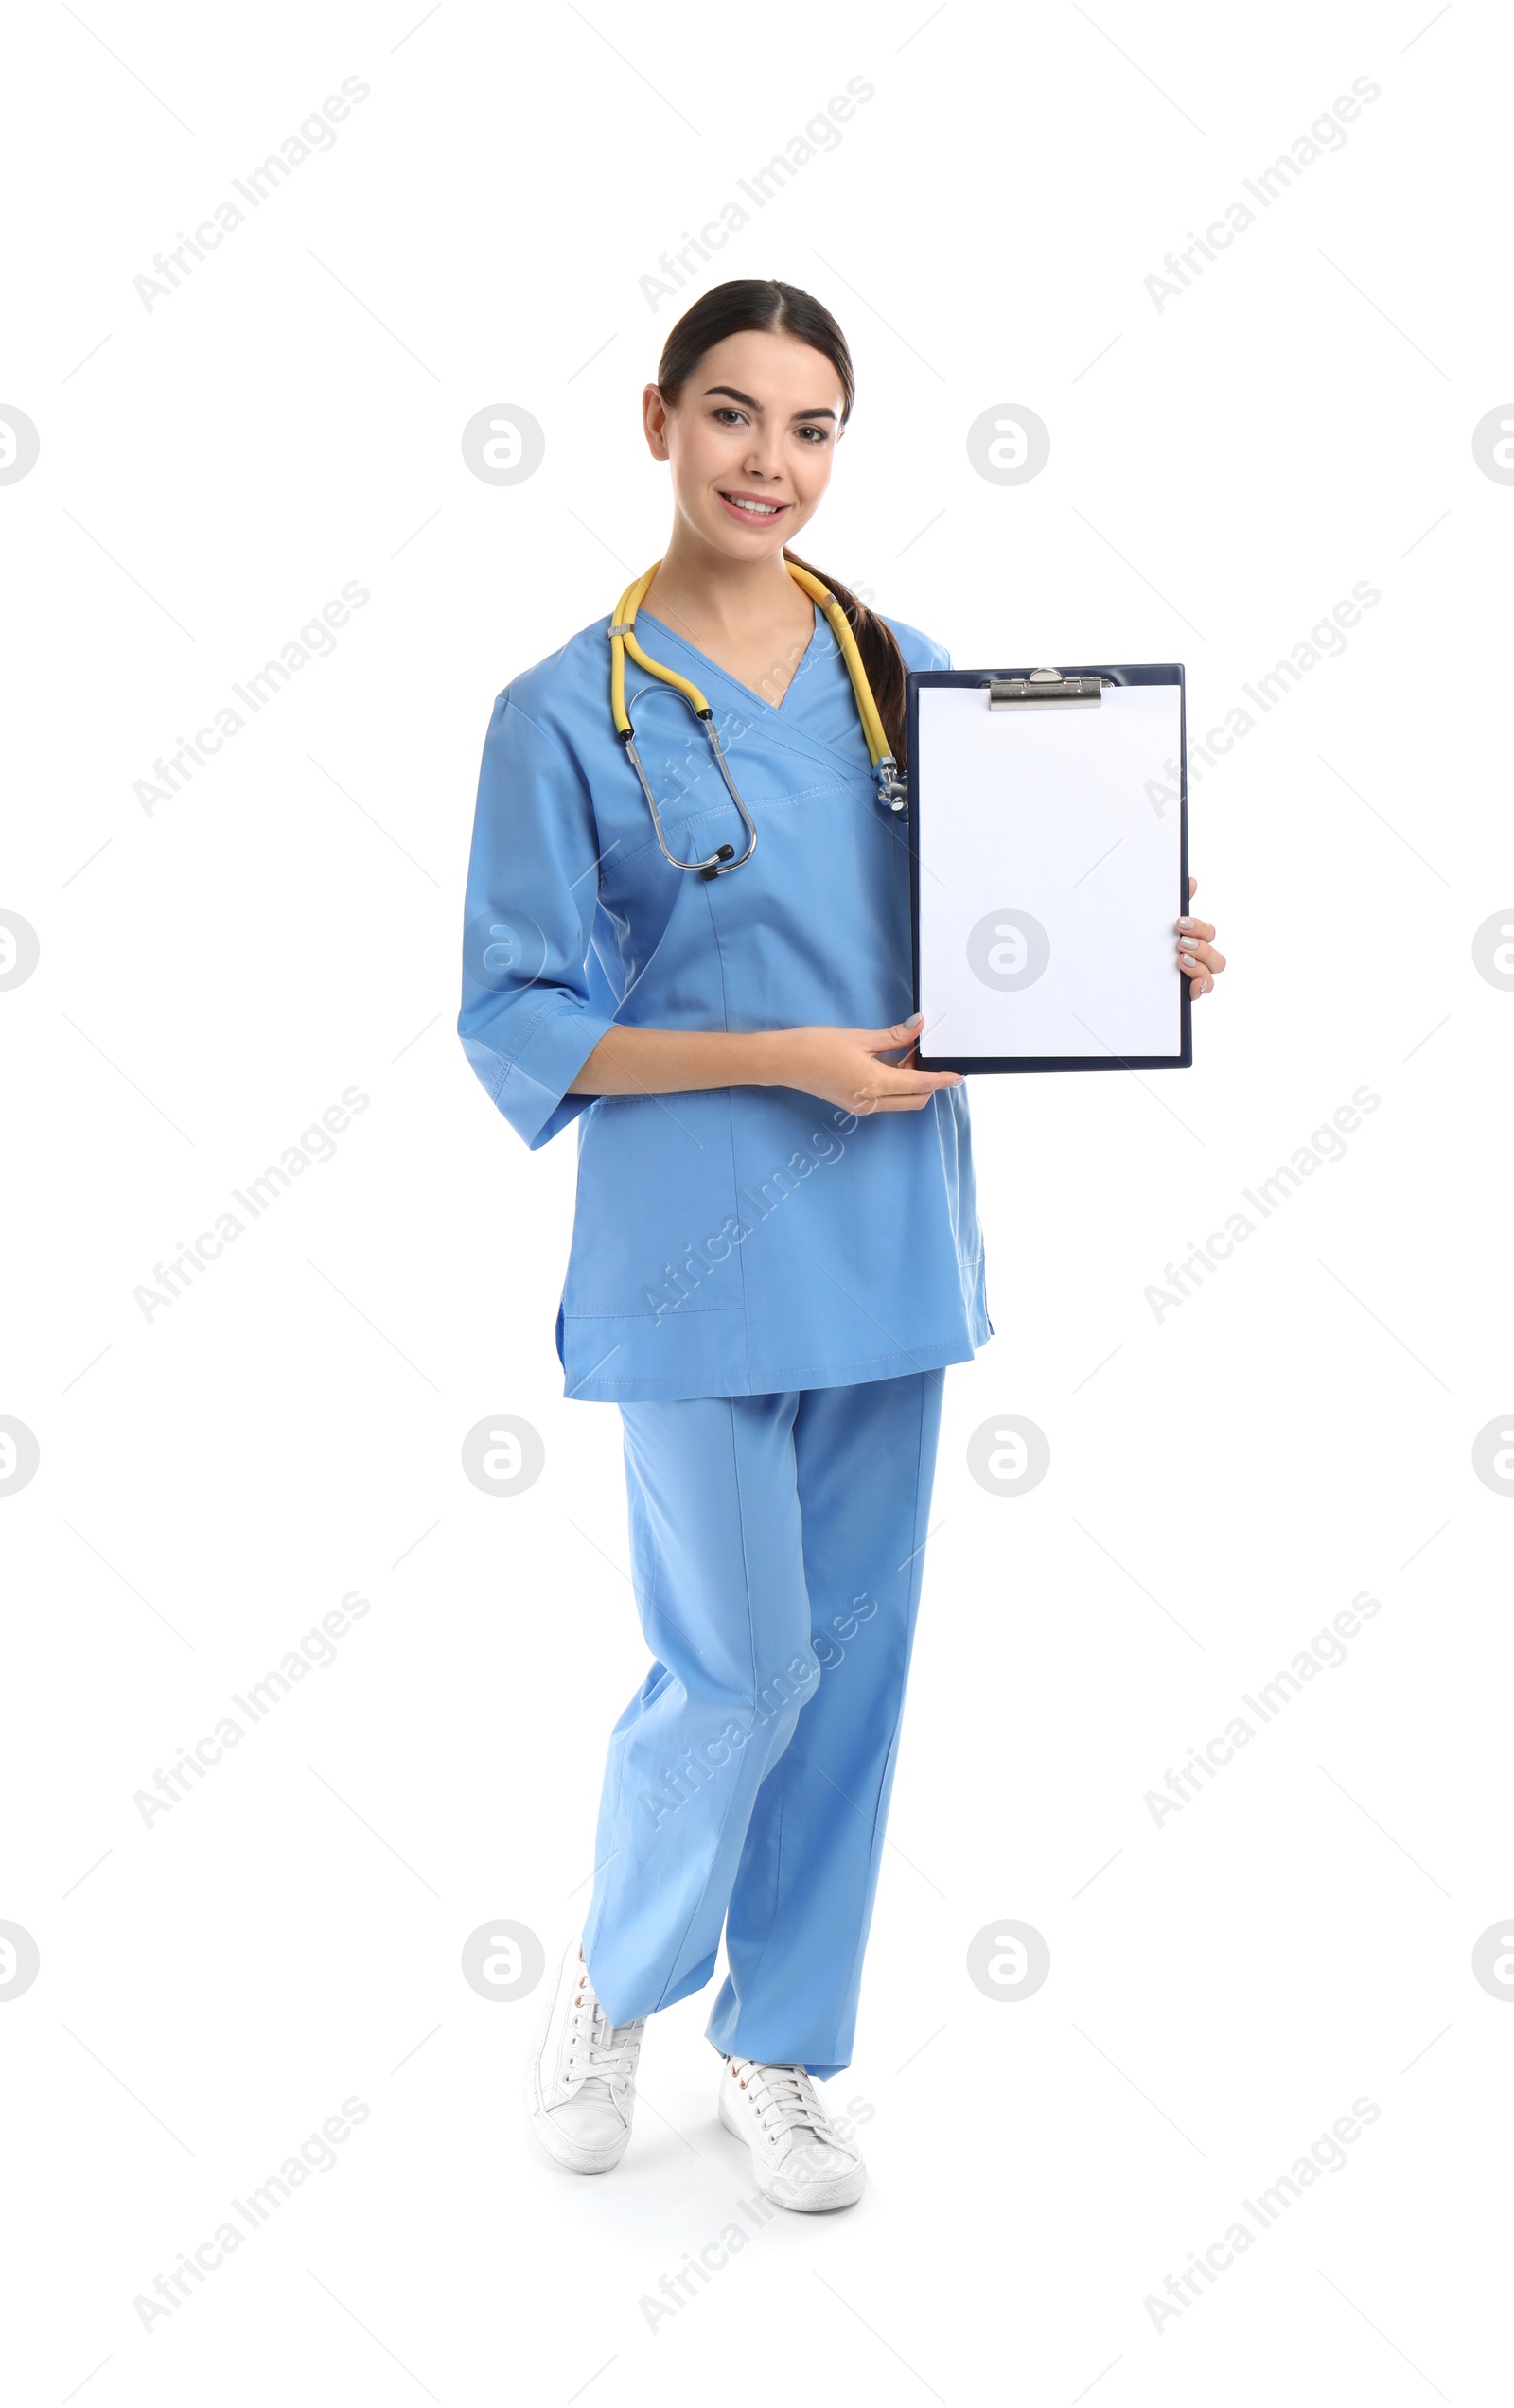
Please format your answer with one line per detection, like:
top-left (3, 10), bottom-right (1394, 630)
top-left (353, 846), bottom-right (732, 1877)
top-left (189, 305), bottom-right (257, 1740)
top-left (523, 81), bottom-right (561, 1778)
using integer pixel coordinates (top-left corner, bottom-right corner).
top-left (1179, 952), bottom-right (1198, 968)
top-left (1177, 916), bottom-right (1195, 930)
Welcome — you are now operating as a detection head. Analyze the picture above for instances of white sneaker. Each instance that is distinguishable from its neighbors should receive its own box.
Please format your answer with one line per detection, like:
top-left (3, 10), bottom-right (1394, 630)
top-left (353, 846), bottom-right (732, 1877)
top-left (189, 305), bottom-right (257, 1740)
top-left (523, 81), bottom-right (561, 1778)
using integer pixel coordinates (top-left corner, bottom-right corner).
top-left (526, 1941), bottom-right (643, 2174)
top-left (717, 2055), bottom-right (867, 2211)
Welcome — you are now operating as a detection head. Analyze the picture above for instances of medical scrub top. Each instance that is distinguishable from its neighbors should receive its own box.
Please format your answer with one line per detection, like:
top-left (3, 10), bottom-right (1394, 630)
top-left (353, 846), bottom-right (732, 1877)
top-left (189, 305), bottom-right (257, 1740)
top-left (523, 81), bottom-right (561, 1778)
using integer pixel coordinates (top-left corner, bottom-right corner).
top-left (457, 597), bottom-right (992, 1403)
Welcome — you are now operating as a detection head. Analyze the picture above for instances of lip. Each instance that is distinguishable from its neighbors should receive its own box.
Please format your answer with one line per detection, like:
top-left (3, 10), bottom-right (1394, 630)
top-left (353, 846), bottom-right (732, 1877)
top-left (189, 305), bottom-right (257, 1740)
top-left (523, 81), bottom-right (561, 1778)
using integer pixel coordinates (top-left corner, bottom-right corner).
top-left (716, 488), bottom-right (790, 525)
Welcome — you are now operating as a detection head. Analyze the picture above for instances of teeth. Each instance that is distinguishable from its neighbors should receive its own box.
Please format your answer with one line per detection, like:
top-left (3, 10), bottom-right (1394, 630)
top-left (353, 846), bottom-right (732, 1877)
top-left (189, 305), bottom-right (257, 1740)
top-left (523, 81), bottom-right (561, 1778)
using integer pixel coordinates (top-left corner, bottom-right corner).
top-left (724, 494), bottom-right (780, 515)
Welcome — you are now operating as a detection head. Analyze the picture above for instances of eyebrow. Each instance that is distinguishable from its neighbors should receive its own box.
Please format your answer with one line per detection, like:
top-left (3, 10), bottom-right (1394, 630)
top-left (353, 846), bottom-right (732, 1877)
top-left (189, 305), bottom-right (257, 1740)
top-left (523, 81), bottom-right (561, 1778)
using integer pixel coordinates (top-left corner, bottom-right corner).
top-left (702, 384), bottom-right (838, 424)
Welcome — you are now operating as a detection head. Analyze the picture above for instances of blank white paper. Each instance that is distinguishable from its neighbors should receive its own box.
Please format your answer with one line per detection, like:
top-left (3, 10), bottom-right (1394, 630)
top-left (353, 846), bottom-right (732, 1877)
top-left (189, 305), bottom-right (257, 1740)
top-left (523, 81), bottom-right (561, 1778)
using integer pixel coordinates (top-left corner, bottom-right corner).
top-left (916, 679), bottom-right (1185, 1062)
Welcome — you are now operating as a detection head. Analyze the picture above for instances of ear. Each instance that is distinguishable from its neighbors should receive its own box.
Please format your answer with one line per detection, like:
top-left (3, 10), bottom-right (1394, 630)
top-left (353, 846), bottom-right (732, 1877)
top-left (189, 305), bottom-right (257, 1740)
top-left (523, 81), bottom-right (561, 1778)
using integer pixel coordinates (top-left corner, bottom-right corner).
top-left (643, 383), bottom-right (671, 460)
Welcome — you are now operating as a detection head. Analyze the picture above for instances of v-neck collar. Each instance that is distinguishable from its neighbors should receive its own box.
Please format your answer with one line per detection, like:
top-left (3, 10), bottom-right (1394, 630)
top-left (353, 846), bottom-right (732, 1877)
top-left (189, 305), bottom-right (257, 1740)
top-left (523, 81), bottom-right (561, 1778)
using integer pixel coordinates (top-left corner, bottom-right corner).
top-left (636, 603), bottom-right (820, 718)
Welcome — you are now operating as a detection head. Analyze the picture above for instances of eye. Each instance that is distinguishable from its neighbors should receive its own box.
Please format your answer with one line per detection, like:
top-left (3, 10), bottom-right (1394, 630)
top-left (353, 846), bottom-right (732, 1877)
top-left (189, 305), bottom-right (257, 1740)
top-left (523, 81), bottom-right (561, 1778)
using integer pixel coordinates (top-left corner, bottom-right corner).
top-left (798, 426), bottom-right (832, 444)
top-left (712, 407), bottom-right (748, 426)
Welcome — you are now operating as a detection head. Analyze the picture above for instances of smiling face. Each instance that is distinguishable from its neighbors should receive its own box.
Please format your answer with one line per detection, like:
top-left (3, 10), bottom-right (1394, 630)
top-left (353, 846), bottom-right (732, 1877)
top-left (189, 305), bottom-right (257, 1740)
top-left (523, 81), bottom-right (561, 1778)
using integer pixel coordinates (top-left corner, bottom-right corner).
top-left (643, 327), bottom-right (847, 562)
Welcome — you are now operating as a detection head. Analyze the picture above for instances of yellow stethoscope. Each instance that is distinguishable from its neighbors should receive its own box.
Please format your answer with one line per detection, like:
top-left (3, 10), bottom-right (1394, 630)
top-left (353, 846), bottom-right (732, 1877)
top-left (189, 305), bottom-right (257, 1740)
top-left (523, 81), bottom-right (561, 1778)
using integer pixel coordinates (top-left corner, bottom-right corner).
top-left (608, 558), bottom-right (907, 880)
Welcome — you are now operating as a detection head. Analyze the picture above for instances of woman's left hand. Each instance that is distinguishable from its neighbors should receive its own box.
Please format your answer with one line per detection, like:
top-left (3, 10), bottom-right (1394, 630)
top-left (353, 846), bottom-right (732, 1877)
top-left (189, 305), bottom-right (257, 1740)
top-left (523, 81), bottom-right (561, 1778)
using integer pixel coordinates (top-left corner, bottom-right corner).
top-left (1176, 878), bottom-right (1225, 998)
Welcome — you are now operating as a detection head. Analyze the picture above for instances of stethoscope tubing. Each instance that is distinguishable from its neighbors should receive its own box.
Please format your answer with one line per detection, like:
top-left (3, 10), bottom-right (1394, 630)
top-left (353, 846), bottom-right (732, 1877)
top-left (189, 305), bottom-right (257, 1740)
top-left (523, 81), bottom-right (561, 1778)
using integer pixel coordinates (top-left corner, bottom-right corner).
top-left (621, 693), bottom-right (759, 879)
top-left (608, 558), bottom-right (907, 879)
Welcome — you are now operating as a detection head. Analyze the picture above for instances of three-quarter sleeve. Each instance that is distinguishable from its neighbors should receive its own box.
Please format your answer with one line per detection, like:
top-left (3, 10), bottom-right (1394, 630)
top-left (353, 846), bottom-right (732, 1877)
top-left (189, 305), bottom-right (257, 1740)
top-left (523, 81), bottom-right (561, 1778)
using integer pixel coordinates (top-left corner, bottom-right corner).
top-left (457, 694), bottom-right (618, 1150)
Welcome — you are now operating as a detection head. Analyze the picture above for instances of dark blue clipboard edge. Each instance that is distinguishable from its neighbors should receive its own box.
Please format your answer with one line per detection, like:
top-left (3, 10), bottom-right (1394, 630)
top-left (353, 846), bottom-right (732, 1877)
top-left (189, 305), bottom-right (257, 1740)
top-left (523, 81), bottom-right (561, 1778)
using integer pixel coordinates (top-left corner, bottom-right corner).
top-left (907, 662), bottom-right (1191, 1074)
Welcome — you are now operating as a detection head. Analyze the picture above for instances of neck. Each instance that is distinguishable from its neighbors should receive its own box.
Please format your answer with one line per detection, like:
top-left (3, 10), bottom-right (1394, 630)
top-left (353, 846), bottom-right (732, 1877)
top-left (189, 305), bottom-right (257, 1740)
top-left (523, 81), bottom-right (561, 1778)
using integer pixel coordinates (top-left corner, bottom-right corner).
top-left (643, 525), bottom-right (806, 645)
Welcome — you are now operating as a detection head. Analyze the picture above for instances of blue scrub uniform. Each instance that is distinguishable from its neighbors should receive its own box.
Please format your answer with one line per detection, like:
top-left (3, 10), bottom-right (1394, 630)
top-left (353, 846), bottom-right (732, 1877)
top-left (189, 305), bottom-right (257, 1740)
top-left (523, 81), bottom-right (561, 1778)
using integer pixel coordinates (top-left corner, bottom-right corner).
top-left (458, 595), bottom-right (993, 2071)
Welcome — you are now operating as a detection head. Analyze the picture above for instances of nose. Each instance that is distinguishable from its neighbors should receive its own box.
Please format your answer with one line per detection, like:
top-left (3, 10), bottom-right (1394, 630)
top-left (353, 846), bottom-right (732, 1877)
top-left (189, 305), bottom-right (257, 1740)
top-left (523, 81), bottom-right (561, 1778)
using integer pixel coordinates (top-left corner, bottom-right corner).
top-left (741, 431), bottom-right (787, 483)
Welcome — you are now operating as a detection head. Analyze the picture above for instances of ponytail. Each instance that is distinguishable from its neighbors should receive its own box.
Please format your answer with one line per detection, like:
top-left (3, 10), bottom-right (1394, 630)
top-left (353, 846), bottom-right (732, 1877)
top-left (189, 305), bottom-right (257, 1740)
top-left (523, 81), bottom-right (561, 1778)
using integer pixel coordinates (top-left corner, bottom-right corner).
top-left (654, 278), bottom-right (911, 768)
top-left (780, 546), bottom-right (907, 768)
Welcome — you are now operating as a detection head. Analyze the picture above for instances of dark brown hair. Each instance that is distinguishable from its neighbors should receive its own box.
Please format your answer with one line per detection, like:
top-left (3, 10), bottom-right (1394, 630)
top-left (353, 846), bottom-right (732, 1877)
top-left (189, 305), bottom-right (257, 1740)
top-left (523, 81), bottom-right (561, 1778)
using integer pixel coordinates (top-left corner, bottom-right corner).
top-left (654, 279), bottom-right (908, 765)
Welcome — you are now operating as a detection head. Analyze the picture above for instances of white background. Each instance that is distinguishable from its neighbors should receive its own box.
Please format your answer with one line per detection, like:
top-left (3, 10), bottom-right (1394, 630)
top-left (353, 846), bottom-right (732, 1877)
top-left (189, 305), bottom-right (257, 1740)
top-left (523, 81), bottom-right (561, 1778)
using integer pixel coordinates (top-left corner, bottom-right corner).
top-left (4, 3), bottom-right (1511, 2402)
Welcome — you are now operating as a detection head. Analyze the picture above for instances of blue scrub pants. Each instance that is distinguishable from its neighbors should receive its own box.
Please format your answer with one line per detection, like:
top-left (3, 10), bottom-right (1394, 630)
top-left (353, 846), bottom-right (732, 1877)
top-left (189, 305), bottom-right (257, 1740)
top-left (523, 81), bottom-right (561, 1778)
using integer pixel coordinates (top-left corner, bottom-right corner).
top-left (581, 1370), bottom-right (943, 2079)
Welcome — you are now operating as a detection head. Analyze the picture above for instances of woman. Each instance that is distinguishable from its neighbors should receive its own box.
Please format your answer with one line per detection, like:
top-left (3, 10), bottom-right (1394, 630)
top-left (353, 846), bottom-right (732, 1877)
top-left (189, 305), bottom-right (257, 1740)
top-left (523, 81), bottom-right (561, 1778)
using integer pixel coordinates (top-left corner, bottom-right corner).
top-left (458, 278), bottom-right (1224, 2212)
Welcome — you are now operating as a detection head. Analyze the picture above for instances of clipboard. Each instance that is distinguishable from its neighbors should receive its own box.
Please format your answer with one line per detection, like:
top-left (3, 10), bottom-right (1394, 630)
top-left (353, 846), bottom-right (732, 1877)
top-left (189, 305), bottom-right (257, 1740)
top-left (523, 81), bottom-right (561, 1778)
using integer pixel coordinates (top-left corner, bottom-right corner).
top-left (907, 663), bottom-right (1190, 1073)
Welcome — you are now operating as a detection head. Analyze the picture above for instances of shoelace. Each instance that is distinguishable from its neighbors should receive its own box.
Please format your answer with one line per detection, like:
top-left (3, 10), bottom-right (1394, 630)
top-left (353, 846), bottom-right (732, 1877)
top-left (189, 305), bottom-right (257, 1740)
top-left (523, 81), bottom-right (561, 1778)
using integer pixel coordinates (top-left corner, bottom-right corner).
top-left (565, 1984), bottom-right (642, 2096)
top-left (734, 2061), bottom-right (835, 2145)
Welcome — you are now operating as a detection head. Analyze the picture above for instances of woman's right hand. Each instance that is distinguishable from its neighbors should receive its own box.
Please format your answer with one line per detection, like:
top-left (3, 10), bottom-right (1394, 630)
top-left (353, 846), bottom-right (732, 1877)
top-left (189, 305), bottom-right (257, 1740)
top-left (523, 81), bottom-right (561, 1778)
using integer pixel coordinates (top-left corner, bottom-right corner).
top-left (762, 1013), bottom-right (964, 1114)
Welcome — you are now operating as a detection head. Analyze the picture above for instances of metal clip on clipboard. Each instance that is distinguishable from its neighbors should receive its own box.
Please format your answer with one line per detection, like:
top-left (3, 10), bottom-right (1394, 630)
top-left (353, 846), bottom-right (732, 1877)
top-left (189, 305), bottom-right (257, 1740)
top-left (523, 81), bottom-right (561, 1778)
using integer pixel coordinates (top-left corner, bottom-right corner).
top-left (986, 668), bottom-right (1106, 708)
